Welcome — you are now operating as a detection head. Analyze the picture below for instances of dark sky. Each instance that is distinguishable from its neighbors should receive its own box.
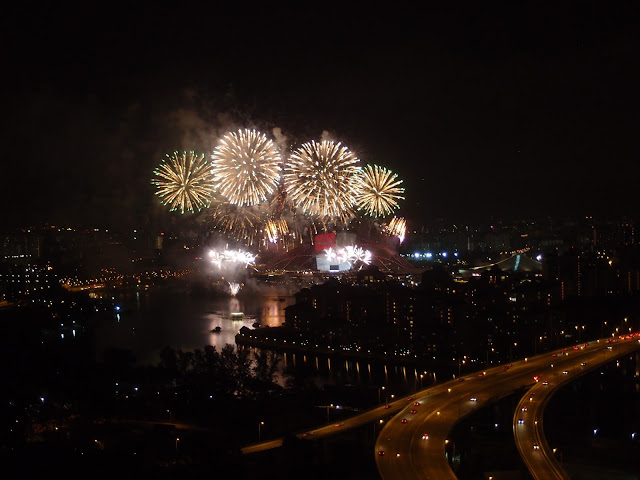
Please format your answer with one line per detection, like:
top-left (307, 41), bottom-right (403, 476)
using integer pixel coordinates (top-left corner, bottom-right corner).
top-left (1, 2), bottom-right (638, 231)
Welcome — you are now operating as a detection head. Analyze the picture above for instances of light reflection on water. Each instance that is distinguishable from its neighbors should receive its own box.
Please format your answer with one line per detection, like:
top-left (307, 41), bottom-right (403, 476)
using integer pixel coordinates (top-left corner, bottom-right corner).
top-left (92, 287), bottom-right (420, 392)
top-left (272, 349), bottom-right (423, 392)
top-left (93, 287), bottom-right (293, 366)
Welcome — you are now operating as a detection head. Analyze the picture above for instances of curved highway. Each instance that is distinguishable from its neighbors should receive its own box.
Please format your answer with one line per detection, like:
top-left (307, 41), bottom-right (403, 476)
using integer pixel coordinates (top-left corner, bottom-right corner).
top-left (514, 334), bottom-right (640, 480)
top-left (375, 335), bottom-right (640, 480)
top-left (241, 335), bottom-right (640, 480)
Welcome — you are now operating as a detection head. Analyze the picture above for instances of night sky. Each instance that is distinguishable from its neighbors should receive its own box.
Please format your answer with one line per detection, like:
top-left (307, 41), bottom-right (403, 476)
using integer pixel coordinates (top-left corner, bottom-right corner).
top-left (2, 2), bottom-right (638, 231)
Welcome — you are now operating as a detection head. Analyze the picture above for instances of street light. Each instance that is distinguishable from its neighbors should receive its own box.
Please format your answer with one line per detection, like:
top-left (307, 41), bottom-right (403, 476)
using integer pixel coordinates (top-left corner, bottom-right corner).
top-left (175, 437), bottom-right (179, 456)
top-left (327, 404), bottom-right (334, 421)
top-left (258, 421), bottom-right (264, 441)
top-left (379, 386), bottom-right (385, 404)
top-left (167, 409), bottom-right (172, 423)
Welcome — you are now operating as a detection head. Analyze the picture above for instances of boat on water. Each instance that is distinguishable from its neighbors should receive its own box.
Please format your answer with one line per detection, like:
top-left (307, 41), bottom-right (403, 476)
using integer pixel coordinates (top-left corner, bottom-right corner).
top-left (229, 312), bottom-right (245, 320)
top-left (211, 326), bottom-right (221, 333)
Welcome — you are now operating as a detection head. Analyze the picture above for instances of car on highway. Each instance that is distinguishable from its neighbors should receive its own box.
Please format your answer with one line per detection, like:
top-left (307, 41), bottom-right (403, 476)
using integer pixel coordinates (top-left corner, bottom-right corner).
top-left (581, 362), bottom-right (587, 366)
top-left (518, 418), bottom-right (524, 425)
top-left (470, 397), bottom-right (477, 402)
top-left (401, 418), bottom-right (408, 423)
top-left (533, 444), bottom-right (540, 450)
top-left (542, 380), bottom-right (548, 385)
top-left (563, 370), bottom-right (569, 375)
top-left (410, 409), bottom-right (417, 414)
top-left (413, 401), bottom-right (420, 406)
top-left (378, 450), bottom-right (385, 456)
top-left (421, 433), bottom-right (429, 440)
top-left (521, 406), bottom-right (528, 412)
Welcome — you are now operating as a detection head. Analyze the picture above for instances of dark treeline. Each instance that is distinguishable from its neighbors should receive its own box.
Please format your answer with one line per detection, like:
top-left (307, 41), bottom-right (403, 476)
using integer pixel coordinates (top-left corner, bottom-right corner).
top-left (157, 344), bottom-right (281, 400)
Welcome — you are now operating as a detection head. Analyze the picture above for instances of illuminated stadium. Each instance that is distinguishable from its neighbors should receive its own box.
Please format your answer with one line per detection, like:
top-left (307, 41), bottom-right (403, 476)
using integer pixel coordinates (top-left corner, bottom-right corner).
top-left (261, 232), bottom-right (414, 273)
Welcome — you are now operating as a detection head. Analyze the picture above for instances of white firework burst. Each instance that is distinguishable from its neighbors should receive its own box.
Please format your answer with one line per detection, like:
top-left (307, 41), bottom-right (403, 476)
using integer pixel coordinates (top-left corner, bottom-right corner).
top-left (212, 129), bottom-right (282, 206)
top-left (284, 140), bottom-right (361, 222)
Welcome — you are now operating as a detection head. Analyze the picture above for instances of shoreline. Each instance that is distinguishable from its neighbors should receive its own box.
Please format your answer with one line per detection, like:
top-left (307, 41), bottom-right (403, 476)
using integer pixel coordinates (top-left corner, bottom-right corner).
top-left (235, 328), bottom-right (429, 368)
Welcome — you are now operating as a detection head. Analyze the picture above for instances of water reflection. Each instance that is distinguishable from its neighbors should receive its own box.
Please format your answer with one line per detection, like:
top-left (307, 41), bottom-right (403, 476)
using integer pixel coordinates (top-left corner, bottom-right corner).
top-left (272, 348), bottom-right (428, 395)
top-left (92, 286), bottom-right (425, 394)
top-left (93, 287), bottom-right (294, 366)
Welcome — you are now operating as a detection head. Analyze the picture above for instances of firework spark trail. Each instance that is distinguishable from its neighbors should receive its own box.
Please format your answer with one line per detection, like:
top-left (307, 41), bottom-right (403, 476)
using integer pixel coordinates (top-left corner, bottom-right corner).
top-left (346, 245), bottom-right (372, 265)
top-left (356, 164), bottom-right (405, 218)
top-left (207, 203), bottom-right (266, 245)
top-left (208, 248), bottom-right (256, 270)
top-left (384, 216), bottom-right (407, 243)
top-left (223, 248), bottom-right (257, 266)
top-left (151, 151), bottom-right (215, 214)
top-left (324, 247), bottom-right (337, 262)
top-left (284, 140), bottom-right (361, 222)
top-left (228, 282), bottom-right (241, 296)
top-left (208, 250), bottom-right (225, 269)
top-left (212, 129), bottom-right (282, 207)
top-left (324, 245), bottom-right (372, 268)
top-left (265, 218), bottom-right (289, 243)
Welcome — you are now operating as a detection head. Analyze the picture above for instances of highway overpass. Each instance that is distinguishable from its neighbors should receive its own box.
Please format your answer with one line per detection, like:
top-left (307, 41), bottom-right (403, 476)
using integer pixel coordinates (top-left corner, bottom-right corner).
top-left (241, 335), bottom-right (640, 479)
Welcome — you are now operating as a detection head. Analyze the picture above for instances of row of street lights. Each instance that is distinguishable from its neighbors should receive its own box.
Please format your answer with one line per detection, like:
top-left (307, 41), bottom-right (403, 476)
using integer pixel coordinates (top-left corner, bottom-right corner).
top-left (378, 386), bottom-right (396, 407)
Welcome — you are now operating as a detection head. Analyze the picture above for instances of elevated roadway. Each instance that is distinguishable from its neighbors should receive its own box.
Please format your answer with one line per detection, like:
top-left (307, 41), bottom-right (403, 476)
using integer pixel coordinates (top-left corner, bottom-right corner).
top-left (514, 335), bottom-right (640, 480)
top-left (241, 335), bottom-right (640, 479)
top-left (375, 335), bottom-right (640, 479)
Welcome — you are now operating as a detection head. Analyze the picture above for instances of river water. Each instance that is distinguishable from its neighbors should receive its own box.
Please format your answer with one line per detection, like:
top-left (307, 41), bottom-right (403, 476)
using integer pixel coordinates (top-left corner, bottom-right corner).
top-left (92, 286), bottom-right (293, 366)
top-left (90, 285), bottom-right (422, 393)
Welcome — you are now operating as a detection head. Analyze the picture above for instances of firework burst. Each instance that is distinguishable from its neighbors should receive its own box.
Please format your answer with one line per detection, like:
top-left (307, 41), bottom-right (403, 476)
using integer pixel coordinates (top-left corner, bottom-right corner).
top-left (283, 140), bottom-right (361, 222)
top-left (356, 164), bottom-right (404, 218)
top-left (212, 129), bottom-right (282, 207)
top-left (151, 151), bottom-right (215, 214)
